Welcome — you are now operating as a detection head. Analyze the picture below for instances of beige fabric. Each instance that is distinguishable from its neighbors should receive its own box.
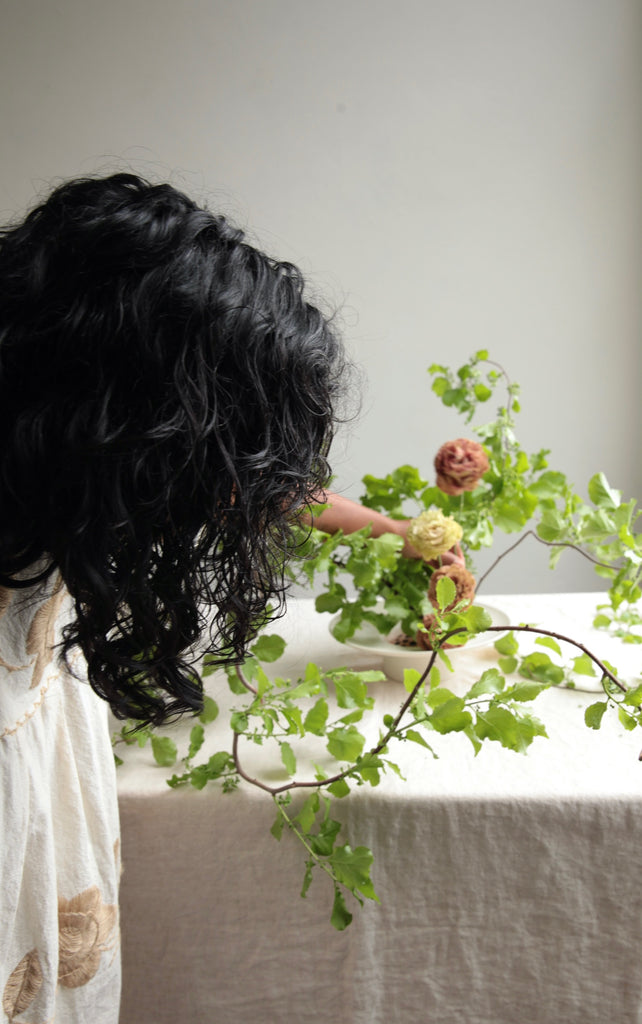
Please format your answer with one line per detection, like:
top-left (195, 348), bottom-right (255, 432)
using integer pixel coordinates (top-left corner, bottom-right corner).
top-left (116, 594), bottom-right (642, 1024)
top-left (0, 575), bottom-right (121, 1024)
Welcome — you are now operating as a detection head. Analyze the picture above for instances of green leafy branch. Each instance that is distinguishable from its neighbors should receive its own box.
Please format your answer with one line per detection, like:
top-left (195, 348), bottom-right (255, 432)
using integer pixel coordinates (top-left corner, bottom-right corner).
top-left (115, 579), bottom-right (641, 929)
top-left (113, 350), bottom-right (642, 930)
top-left (288, 351), bottom-right (642, 646)
top-left (493, 626), bottom-right (642, 736)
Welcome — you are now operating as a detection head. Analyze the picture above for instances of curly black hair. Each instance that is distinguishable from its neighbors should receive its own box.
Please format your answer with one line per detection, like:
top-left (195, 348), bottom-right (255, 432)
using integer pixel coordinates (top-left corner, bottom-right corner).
top-left (0, 173), bottom-right (347, 724)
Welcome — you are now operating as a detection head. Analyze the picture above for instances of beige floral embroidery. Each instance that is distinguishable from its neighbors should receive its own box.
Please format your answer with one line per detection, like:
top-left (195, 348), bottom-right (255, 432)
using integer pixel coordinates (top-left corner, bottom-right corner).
top-left (0, 680), bottom-right (53, 740)
top-left (0, 576), bottom-right (65, 680)
top-left (57, 886), bottom-right (118, 989)
top-left (0, 586), bottom-right (22, 673)
top-left (0, 587), bottom-right (13, 620)
top-left (2, 949), bottom-right (44, 1022)
top-left (113, 838), bottom-right (123, 882)
top-left (26, 576), bottom-right (65, 691)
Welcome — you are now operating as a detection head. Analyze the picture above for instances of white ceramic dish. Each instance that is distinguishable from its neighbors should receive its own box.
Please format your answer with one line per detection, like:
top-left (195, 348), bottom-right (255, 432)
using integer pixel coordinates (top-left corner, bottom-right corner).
top-left (329, 603), bottom-right (511, 683)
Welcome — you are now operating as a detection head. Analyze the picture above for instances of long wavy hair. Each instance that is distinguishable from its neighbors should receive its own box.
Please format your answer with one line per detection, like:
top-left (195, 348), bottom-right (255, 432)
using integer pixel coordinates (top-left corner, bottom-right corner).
top-left (0, 173), bottom-right (347, 724)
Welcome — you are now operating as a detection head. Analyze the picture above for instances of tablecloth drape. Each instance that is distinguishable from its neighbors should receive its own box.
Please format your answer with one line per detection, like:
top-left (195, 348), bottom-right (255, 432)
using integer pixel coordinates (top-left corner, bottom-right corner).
top-left (116, 593), bottom-right (642, 1024)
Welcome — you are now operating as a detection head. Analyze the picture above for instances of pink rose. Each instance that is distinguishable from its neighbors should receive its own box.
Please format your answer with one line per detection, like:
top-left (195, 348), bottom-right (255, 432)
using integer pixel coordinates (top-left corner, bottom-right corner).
top-left (434, 438), bottom-right (489, 496)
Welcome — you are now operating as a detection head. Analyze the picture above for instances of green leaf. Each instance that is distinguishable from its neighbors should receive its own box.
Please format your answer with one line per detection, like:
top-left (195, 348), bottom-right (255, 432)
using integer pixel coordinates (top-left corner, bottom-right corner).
top-left (466, 668), bottom-right (505, 698)
top-left (442, 387), bottom-right (467, 408)
top-left (427, 686), bottom-right (458, 708)
top-left (345, 549), bottom-right (381, 589)
top-left (280, 705), bottom-right (303, 735)
top-left (593, 613), bottom-right (611, 629)
top-left (188, 725), bottom-right (205, 760)
top-left (623, 683), bottom-right (642, 707)
top-left (251, 634), bottom-right (286, 663)
top-left (304, 698), bottom-right (329, 736)
top-left (329, 845), bottom-right (378, 901)
top-left (572, 654), bottom-right (596, 677)
top-left (475, 706), bottom-right (545, 753)
top-left (328, 778), bottom-right (351, 798)
top-left (371, 531), bottom-right (404, 568)
top-left (333, 672), bottom-right (371, 710)
top-left (309, 817), bottom-right (342, 856)
top-left (436, 575), bottom-right (456, 612)
top-left (494, 503), bottom-right (528, 533)
top-left (327, 726), bottom-right (366, 762)
top-left (402, 668), bottom-right (422, 693)
top-left (270, 810), bottom-right (285, 841)
top-left (330, 889), bottom-right (353, 931)
top-left (519, 652), bottom-right (565, 685)
top-left (199, 696), bottom-right (219, 724)
top-left (529, 471), bottom-right (567, 499)
top-left (494, 631), bottom-right (519, 656)
top-left (588, 472), bottom-right (620, 510)
top-left (280, 741), bottom-right (297, 776)
top-left (581, 509), bottom-right (616, 541)
top-left (151, 735), bottom-right (178, 767)
top-left (404, 728), bottom-right (433, 750)
top-left (474, 383), bottom-right (492, 402)
top-left (618, 706), bottom-right (638, 731)
top-left (295, 792), bottom-right (320, 832)
top-left (331, 604), bottom-right (365, 643)
top-left (498, 656), bottom-right (518, 675)
top-left (205, 751), bottom-right (233, 778)
top-left (584, 701), bottom-right (607, 729)
top-left (227, 662), bottom-right (255, 695)
top-left (230, 711), bottom-right (249, 733)
top-left (535, 636), bottom-right (562, 657)
top-left (537, 509), bottom-right (565, 542)
top-left (430, 697), bottom-right (472, 734)
top-left (315, 591), bottom-right (347, 614)
top-left (431, 375), bottom-right (450, 397)
top-left (503, 680), bottom-right (549, 701)
top-left (455, 604), bottom-right (493, 634)
top-left (300, 862), bottom-right (314, 898)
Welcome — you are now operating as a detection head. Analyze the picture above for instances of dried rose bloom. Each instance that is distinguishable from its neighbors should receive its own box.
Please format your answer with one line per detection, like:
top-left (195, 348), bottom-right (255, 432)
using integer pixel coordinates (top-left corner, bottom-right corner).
top-left (434, 438), bottom-right (489, 496)
top-left (406, 509), bottom-right (463, 561)
top-left (428, 564), bottom-right (476, 613)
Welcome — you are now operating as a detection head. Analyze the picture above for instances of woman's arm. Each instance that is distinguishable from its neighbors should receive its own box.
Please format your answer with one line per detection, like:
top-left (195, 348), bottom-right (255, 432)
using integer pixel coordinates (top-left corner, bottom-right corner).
top-left (308, 491), bottom-right (464, 565)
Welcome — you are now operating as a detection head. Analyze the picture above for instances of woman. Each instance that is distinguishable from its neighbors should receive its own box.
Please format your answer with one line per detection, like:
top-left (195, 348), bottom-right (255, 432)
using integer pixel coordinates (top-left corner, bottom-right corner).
top-left (0, 172), bottom-right (355, 1023)
top-left (0, 173), bottom-right (460, 1023)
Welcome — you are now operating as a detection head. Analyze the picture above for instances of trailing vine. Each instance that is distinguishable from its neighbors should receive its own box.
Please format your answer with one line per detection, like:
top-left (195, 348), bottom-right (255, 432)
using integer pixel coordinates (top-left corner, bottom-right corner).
top-left (113, 351), bottom-right (642, 928)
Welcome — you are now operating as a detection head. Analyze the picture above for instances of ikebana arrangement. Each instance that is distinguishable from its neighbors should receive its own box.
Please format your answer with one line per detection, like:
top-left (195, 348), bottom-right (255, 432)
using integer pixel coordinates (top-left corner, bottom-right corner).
top-left (113, 351), bottom-right (642, 929)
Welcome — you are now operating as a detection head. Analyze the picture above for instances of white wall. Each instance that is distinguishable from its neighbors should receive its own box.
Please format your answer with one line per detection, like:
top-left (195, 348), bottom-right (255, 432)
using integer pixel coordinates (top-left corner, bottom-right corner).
top-left (2, 0), bottom-right (640, 592)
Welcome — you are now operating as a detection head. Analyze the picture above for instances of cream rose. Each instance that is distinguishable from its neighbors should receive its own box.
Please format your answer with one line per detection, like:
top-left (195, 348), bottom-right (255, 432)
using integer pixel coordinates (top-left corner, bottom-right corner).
top-left (406, 509), bottom-right (463, 561)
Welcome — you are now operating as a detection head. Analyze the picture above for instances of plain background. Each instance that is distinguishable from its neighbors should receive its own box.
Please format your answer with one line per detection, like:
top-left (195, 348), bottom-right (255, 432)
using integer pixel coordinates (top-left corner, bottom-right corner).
top-left (2, 0), bottom-right (640, 592)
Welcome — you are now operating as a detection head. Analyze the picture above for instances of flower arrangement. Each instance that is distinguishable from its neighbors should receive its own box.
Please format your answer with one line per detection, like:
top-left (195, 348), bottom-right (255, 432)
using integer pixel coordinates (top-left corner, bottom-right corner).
top-left (114, 350), bottom-right (642, 930)
top-left (296, 350), bottom-right (642, 648)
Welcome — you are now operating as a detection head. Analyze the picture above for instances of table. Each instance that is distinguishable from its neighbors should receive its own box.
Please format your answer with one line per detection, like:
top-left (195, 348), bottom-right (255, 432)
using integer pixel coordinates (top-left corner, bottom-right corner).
top-left (115, 593), bottom-right (642, 1024)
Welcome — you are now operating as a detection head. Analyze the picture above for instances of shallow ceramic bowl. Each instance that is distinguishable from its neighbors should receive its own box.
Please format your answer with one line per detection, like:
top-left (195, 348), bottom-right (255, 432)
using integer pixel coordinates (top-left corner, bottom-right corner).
top-left (329, 602), bottom-right (511, 683)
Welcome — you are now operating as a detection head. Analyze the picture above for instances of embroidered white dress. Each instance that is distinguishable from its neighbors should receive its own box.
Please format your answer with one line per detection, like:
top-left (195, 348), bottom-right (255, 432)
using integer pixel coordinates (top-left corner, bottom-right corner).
top-left (0, 575), bottom-right (121, 1024)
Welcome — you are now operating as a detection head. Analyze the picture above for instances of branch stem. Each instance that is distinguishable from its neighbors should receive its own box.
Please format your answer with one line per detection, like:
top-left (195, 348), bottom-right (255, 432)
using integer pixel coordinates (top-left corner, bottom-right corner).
top-left (231, 618), bottom-right (627, 802)
top-left (475, 530), bottom-right (615, 593)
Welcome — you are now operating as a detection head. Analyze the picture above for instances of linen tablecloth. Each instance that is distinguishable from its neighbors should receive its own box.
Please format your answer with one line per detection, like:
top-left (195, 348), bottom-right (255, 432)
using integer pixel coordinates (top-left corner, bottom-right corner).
top-left (116, 593), bottom-right (642, 1024)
